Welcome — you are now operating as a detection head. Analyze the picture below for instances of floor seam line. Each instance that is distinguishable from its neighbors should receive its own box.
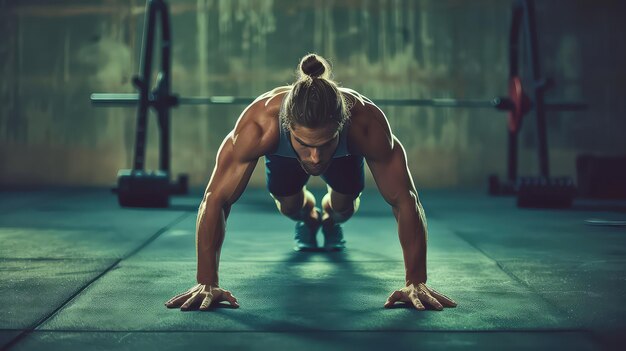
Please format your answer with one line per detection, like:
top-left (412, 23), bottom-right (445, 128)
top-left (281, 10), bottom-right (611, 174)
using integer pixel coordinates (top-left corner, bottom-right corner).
top-left (121, 212), bottom-right (191, 260)
top-left (451, 229), bottom-right (573, 319)
top-left (2, 212), bottom-right (191, 351)
top-left (1, 258), bottom-right (121, 351)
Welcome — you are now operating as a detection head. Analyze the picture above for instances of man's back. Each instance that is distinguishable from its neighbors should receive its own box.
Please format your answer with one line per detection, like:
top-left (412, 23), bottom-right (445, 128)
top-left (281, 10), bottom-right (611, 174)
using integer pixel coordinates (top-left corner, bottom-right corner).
top-left (237, 85), bottom-right (380, 162)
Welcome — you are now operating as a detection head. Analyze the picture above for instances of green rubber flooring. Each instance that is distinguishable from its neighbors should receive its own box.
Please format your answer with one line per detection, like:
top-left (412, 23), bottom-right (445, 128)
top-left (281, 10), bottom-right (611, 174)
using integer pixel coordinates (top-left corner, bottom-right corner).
top-left (1, 187), bottom-right (625, 350)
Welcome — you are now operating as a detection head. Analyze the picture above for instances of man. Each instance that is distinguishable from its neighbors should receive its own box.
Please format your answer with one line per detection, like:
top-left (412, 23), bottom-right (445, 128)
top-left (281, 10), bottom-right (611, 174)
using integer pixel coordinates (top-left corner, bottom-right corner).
top-left (165, 54), bottom-right (457, 312)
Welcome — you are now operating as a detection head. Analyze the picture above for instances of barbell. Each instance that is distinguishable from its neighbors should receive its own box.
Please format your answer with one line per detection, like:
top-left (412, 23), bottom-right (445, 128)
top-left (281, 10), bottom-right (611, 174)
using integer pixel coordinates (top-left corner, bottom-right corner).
top-left (91, 76), bottom-right (585, 134)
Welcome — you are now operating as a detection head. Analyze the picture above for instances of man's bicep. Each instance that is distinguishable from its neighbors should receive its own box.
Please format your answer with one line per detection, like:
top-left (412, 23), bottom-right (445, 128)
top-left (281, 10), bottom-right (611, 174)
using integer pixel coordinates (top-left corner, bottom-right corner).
top-left (366, 137), bottom-right (418, 207)
top-left (204, 132), bottom-right (259, 206)
top-left (204, 102), bottom-right (270, 207)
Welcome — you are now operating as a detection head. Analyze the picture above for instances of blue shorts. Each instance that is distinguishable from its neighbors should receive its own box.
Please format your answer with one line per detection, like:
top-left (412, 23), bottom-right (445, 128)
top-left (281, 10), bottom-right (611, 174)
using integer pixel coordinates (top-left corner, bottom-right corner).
top-left (265, 154), bottom-right (364, 198)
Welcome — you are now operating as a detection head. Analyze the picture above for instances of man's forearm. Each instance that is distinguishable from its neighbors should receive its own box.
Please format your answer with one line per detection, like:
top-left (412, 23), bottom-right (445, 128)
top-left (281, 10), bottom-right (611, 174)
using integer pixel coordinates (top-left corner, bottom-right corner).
top-left (196, 195), bottom-right (228, 286)
top-left (394, 200), bottom-right (428, 286)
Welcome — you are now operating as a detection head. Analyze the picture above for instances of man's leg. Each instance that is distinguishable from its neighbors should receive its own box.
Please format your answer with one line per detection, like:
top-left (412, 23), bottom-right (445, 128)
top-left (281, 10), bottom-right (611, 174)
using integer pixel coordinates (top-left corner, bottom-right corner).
top-left (319, 154), bottom-right (365, 251)
top-left (265, 155), bottom-right (321, 250)
top-left (321, 184), bottom-right (361, 226)
top-left (317, 186), bottom-right (359, 251)
top-left (271, 186), bottom-right (320, 227)
top-left (272, 187), bottom-right (322, 251)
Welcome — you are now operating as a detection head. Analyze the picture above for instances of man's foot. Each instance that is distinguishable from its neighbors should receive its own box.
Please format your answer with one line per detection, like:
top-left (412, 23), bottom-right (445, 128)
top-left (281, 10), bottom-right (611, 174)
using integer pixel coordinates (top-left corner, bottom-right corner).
top-left (294, 208), bottom-right (322, 251)
top-left (322, 222), bottom-right (346, 251)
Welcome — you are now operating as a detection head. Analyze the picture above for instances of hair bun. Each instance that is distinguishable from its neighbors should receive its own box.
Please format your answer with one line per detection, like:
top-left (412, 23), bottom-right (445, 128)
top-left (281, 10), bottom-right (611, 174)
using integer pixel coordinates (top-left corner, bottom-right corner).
top-left (299, 54), bottom-right (329, 79)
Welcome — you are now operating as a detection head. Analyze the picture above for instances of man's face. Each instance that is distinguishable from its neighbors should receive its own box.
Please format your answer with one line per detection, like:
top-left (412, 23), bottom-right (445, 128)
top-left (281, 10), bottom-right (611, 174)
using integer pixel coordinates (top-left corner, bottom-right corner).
top-left (289, 123), bottom-right (339, 176)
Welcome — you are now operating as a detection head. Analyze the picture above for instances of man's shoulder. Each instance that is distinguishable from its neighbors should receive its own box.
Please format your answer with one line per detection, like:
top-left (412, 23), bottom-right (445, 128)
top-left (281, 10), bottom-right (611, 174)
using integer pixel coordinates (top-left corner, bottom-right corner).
top-left (253, 86), bottom-right (291, 105)
top-left (344, 90), bottom-right (393, 159)
top-left (346, 90), bottom-right (388, 132)
top-left (246, 86), bottom-right (290, 120)
top-left (230, 88), bottom-right (285, 159)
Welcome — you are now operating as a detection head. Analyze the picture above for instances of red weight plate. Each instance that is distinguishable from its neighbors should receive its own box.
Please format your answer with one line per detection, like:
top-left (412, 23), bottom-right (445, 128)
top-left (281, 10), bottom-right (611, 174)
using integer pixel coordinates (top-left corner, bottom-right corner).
top-left (508, 76), bottom-right (533, 133)
top-left (508, 76), bottom-right (523, 133)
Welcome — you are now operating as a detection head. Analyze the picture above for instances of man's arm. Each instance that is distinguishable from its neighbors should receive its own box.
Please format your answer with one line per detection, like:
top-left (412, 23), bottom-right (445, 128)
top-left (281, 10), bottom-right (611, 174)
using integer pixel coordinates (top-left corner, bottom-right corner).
top-left (359, 106), bottom-right (427, 286)
top-left (196, 124), bottom-right (261, 286)
top-left (368, 138), bottom-right (428, 285)
top-left (356, 103), bottom-right (456, 311)
top-left (165, 103), bottom-right (271, 310)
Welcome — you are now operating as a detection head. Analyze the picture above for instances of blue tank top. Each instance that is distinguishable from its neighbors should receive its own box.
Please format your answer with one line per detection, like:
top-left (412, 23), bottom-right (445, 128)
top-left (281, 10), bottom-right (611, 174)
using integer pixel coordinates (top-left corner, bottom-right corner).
top-left (268, 96), bottom-right (351, 158)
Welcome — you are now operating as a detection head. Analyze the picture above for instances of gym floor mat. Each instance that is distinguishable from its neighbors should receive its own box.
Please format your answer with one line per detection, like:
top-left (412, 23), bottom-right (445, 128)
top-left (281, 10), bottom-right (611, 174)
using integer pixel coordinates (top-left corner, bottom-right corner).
top-left (1, 188), bottom-right (624, 350)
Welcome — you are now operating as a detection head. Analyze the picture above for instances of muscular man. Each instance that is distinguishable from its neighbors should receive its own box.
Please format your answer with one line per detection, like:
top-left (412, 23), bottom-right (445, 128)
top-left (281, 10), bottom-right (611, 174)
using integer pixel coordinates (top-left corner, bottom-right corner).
top-left (165, 54), bottom-right (457, 312)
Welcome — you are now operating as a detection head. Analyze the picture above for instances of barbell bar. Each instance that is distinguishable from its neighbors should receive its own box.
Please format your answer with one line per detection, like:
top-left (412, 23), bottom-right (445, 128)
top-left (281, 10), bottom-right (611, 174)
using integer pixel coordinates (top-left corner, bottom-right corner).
top-left (91, 93), bottom-right (586, 110)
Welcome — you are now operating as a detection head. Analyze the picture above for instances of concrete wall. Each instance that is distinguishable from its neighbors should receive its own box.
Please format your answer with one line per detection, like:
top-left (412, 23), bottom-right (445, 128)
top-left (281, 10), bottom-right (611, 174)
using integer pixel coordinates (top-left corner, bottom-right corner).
top-left (1, 0), bottom-right (625, 189)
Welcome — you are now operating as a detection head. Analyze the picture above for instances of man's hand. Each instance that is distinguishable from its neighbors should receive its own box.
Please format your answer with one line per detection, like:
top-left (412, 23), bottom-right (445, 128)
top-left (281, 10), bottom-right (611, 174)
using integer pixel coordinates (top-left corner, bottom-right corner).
top-left (384, 282), bottom-right (457, 310)
top-left (165, 284), bottom-right (239, 311)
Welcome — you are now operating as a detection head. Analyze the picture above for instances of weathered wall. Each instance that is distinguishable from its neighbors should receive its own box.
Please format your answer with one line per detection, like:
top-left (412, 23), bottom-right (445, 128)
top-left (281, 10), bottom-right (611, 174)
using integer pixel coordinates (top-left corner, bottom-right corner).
top-left (1, 0), bottom-right (625, 189)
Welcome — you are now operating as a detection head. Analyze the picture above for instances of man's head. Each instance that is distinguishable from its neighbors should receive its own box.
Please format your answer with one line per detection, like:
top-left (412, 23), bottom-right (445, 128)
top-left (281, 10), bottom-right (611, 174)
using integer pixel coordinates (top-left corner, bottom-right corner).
top-left (281, 54), bottom-right (351, 175)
